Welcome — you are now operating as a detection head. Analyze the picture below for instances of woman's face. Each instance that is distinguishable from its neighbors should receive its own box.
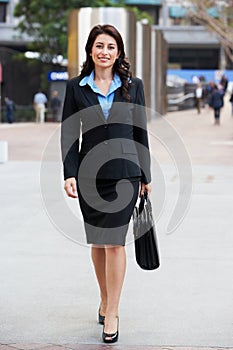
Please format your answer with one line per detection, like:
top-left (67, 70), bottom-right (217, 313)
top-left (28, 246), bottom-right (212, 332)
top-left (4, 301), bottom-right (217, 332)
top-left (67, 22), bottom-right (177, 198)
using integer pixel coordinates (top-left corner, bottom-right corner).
top-left (91, 34), bottom-right (119, 70)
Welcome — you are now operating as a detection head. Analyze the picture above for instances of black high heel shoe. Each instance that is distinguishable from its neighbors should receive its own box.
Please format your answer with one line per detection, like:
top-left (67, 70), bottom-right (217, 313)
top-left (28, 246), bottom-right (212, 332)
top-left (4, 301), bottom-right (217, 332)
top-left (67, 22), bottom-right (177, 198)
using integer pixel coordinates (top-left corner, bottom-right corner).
top-left (102, 316), bottom-right (119, 343)
top-left (98, 307), bottom-right (105, 325)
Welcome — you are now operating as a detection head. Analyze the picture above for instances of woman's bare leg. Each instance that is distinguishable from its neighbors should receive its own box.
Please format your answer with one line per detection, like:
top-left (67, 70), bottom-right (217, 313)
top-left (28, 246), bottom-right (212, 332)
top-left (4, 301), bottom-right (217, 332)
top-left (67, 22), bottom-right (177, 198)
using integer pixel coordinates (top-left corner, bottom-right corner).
top-left (91, 245), bottom-right (107, 315)
top-left (104, 245), bottom-right (126, 335)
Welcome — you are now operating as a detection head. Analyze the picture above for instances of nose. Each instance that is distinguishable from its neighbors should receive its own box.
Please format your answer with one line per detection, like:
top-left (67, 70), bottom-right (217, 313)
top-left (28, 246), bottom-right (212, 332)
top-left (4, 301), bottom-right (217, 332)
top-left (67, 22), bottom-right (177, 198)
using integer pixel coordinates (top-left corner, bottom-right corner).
top-left (102, 46), bottom-right (108, 55)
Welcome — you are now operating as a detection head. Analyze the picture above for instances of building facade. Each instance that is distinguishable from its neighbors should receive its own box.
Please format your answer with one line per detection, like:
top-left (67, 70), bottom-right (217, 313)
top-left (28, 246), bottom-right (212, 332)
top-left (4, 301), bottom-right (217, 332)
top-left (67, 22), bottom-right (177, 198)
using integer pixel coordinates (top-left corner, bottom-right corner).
top-left (114, 0), bottom-right (231, 70)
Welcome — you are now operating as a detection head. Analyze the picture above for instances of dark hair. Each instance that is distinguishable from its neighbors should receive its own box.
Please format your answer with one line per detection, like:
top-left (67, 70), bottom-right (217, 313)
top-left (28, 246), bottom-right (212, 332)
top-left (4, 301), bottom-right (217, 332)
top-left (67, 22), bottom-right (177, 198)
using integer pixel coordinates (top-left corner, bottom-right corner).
top-left (80, 24), bottom-right (132, 101)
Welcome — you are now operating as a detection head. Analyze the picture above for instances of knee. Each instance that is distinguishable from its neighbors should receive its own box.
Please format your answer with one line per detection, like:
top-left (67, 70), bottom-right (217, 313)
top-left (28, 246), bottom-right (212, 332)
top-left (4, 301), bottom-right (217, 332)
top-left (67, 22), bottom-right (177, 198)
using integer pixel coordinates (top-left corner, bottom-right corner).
top-left (105, 245), bottom-right (124, 256)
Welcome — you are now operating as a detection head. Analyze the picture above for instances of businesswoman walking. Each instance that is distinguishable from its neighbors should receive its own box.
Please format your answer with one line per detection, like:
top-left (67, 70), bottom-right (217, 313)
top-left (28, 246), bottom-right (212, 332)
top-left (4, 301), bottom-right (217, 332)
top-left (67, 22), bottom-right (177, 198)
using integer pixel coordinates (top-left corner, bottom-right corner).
top-left (61, 24), bottom-right (151, 343)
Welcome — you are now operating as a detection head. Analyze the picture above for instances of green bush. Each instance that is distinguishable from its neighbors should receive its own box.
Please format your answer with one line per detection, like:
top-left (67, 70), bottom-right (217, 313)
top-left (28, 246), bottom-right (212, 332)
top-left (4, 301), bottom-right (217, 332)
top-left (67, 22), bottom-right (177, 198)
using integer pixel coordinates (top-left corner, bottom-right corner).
top-left (14, 105), bottom-right (35, 122)
top-left (1, 105), bottom-right (59, 123)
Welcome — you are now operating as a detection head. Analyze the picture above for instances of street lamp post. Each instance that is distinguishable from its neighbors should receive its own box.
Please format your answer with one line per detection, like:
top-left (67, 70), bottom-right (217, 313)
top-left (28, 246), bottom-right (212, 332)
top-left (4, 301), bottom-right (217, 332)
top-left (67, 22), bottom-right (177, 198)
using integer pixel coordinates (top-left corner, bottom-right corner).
top-left (162, 0), bottom-right (168, 26)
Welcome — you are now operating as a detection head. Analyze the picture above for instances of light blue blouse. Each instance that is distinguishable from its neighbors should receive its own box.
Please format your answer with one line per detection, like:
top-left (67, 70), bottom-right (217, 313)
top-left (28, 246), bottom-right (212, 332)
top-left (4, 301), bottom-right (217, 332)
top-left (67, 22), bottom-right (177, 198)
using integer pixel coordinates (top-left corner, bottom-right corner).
top-left (79, 70), bottom-right (122, 119)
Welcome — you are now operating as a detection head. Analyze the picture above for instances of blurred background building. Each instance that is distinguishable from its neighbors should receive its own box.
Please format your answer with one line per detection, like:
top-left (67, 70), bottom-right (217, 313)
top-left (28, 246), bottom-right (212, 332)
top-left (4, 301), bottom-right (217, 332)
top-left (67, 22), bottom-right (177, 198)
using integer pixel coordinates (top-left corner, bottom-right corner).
top-left (110, 0), bottom-right (232, 70)
top-left (0, 0), bottom-right (66, 121)
top-left (0, 0), bottom-right (34, 106)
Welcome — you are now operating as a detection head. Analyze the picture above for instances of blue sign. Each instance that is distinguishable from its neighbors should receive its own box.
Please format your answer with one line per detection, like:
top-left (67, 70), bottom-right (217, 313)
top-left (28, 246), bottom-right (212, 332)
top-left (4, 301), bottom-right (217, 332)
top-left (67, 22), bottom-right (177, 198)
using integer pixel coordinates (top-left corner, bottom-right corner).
top-left (48, 71), bottom-right (68, 81)
top-left (167, 69), bottom-right (233, 84)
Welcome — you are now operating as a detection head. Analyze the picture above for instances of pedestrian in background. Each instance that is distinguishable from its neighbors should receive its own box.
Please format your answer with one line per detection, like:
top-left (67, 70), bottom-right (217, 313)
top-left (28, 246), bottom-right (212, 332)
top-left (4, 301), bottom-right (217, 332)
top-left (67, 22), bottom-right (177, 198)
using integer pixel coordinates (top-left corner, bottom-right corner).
top-left (50, 90), bottom-right (62, 122)
top-left (33, 89), bottom-right (47, 123)
top-left (4, 97), bottom-right (15, 123)
top-left (195, 83), bottom-right (203, 114)
top-left (229, 89), bottom-right (233, 117)
top-left (205, 80), bottom-right (215, 108)
top-left (209, 85), bottom-right (224, 125)
top-left (220, 74), bottom-right (228, 93)
top-left (61, 24), bottom-right (151, 344)
top-left (192, 75), bottom-right (200, 84)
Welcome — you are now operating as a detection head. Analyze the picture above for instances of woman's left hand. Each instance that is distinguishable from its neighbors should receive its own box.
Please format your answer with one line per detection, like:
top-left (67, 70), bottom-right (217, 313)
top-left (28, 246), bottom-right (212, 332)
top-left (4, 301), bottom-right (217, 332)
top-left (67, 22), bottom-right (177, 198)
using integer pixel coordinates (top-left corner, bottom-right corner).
top-left (140, 182), bottom-right (151, 197)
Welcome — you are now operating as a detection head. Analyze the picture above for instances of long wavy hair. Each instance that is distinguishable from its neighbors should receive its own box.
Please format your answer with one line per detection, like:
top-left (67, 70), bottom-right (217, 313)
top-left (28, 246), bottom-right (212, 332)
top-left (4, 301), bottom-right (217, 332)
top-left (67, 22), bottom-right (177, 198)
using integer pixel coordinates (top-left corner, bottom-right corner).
top-left (80, 24), bottom-right (132, 101)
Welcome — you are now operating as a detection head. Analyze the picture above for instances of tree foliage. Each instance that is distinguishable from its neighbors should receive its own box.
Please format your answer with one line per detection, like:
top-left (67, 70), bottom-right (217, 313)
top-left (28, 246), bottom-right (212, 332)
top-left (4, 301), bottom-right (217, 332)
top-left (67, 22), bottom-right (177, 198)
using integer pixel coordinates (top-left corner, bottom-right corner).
top-left (127, 6), bottom-right (153, 25)
top-left (14, 0), bottom-right (154, 62)
top-left (14, 0), bottom-right (112, 61)
top-left (188, 0), bottom-right (233, 63)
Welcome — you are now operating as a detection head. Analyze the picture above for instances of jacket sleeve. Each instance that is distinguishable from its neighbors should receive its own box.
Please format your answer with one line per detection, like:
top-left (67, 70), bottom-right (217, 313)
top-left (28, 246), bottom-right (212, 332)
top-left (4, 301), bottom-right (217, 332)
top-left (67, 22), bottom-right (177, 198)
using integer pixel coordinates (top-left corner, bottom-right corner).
top-left (133, 78), bottom-right (151, 184)
top-left (61, 79), bottom-right (81, 180)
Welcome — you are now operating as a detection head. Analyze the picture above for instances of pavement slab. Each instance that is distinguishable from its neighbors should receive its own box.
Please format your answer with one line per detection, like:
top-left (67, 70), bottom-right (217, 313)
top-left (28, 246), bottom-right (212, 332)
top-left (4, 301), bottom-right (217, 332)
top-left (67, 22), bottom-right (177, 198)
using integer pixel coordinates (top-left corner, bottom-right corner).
top-left (2, 347), bottom-right (233, 350)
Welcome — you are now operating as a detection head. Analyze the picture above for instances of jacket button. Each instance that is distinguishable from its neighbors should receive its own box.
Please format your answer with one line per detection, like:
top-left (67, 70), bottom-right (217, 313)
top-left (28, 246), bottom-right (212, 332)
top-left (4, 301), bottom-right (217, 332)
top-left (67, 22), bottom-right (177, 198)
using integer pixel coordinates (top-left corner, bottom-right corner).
top-left (104, 141), bottom-right (108, 145)
top-left (104, 125), bottom-right (108, 129)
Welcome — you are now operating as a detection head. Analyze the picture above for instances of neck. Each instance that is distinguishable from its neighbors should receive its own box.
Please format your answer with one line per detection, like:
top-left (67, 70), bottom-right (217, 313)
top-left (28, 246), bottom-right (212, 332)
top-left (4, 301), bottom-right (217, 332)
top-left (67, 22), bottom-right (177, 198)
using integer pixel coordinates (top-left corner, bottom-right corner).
top-left (94, 67), bottom-right (114, 81)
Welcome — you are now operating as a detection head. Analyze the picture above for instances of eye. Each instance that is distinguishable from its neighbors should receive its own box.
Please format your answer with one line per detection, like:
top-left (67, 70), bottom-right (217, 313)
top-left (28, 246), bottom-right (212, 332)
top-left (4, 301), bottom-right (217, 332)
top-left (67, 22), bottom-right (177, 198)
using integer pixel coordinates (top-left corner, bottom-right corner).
top-left (96, 44), bottom-right (102, 49)
top-left (109, 46), bottom-right (115, 50)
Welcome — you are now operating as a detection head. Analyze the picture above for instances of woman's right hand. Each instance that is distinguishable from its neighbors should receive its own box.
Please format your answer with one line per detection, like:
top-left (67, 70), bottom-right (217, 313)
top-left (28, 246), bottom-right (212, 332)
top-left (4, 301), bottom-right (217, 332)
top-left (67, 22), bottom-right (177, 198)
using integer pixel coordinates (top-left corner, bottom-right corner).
top-left (64, 177), bottom-right (78, 198)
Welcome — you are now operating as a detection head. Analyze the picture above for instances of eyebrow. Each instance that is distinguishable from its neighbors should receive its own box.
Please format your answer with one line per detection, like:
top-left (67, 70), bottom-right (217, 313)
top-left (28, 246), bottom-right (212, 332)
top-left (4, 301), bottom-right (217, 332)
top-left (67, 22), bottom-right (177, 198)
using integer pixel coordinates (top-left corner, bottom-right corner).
top-left (95, 41), bottom-right (116, 46)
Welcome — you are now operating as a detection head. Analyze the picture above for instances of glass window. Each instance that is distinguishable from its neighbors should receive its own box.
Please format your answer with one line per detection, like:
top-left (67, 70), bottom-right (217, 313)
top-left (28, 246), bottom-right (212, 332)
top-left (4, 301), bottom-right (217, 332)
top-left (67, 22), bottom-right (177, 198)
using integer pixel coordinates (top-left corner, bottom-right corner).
top-left (0, 2), bottom-right (7, 23)
top-left (169, 48), bottom-right (220, 69)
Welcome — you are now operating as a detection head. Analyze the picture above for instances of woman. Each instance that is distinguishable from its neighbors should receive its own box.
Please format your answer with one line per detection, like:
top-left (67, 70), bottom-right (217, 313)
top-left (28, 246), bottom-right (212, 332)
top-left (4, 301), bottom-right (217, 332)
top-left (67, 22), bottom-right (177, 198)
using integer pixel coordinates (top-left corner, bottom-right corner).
top-left (61, 24), bottom-right (151, 343)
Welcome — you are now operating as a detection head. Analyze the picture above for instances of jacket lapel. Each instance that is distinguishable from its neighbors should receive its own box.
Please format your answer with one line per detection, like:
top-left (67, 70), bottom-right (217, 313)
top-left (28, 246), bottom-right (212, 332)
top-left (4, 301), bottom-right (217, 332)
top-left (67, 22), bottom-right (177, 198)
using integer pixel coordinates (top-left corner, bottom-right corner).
top-left (108, 88), bottom-right (124, 122)
top-left (82, 85), bottom-right (106, 122)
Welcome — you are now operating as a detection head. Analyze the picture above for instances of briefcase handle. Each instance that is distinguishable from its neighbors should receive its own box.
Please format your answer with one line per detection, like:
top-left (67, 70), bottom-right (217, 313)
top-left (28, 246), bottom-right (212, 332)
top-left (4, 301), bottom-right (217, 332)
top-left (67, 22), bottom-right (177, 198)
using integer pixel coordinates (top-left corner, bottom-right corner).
top-left (139, 190), bottom-right (148, 214)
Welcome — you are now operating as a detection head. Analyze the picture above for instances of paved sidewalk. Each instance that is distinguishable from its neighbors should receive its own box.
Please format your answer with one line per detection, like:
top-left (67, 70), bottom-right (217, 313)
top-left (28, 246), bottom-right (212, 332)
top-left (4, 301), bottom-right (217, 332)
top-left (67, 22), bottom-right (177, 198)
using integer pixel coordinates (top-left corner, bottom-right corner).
top-left (0, 102), bottom-right (233, 348)
top-left (1, 345), bottom-right (233, 350)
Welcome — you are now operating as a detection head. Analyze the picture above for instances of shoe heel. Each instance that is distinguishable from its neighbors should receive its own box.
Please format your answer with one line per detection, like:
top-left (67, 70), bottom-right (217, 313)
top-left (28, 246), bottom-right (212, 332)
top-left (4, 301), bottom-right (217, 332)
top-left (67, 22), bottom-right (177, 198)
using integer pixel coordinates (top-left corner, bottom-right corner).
top-left (98, 307), bottom-right (105, 325)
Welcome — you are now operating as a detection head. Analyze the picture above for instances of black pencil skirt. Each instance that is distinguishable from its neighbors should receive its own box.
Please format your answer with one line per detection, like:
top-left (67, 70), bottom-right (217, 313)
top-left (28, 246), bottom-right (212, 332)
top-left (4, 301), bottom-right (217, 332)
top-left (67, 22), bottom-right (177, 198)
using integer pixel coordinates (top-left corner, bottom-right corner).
top-left (77, 177), bottom-right (140, 246)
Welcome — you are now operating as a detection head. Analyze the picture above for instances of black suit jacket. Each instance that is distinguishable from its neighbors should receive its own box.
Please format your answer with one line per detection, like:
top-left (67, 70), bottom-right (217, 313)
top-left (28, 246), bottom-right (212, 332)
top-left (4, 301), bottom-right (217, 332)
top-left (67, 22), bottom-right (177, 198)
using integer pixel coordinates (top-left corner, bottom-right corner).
top-left (61, 76), bottom-right (151, 184)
